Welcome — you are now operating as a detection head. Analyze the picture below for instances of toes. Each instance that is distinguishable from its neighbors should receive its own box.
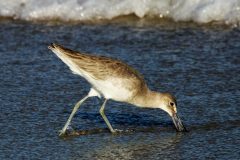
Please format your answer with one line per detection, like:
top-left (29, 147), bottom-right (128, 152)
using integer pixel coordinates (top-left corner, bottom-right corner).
top-left (58, 130), bottom-right (66, 137)
top-left (111, 129), bottom-right (124, 134)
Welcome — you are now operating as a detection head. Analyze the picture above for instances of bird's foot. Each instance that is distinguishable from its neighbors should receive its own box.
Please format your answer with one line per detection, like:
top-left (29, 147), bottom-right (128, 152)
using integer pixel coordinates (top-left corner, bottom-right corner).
top-left (111, 129), bottom-right (124, 134)
top-left (58, 130), bottom-right (67, 137)
top-left (58, 125), bottom-right (74, 137)
top-left (59, 131), bottom-right (65, 137)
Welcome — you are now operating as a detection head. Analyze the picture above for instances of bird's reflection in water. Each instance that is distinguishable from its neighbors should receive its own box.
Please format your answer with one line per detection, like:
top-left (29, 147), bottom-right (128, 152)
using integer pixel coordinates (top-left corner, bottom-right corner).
top-left (93, 132), bottom-right (183, 159)
top-left (63, 127), bottom-right (184, 159)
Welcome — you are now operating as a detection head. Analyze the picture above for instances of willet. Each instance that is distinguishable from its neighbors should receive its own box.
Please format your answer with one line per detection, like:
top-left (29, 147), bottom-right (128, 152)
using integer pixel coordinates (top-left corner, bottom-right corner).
top-left (48, 43), bottom-right (187, 136)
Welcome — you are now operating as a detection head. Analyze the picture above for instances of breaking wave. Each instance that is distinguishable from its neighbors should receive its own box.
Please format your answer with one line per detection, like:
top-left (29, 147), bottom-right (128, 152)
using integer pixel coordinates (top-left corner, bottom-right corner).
top-left (0, 0), bottom-right (240, 25)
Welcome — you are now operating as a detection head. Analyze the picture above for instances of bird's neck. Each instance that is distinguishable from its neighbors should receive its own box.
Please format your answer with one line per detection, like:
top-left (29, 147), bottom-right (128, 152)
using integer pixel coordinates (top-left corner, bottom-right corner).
top-left (130, 89), bottom-right (162, 108)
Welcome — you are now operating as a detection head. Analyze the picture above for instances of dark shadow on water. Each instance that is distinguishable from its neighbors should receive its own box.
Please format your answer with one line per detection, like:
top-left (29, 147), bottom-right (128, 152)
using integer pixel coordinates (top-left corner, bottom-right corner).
top-left (60, 126), bottom-right (181, 139)
top-left (60, 119), bottom-right (240, 138)
top-left (190, 119), bottom-right (240, 132)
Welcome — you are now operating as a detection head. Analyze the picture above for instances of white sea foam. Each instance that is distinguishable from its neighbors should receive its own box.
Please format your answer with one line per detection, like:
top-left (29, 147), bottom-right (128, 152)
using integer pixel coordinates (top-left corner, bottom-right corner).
top-left (0, 0), bottom-right (239, 25)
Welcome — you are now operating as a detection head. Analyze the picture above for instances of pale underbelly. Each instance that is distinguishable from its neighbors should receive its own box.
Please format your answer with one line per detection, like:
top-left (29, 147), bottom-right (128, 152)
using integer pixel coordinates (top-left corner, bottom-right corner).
top-left (89, 77), bottom-right (134, 102)
top-left (66, 64), bottom-right (134, 101)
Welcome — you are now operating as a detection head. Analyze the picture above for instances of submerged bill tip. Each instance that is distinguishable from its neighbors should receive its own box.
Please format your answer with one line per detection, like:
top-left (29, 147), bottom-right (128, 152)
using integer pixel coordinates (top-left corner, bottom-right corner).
top-left (172, 114), bottom-right (187, 132)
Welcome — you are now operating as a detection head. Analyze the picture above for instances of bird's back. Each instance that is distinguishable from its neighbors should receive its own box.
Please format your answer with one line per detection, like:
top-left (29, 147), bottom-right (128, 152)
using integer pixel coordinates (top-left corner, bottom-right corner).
top-left (49, 43), bottom-right (148, 102)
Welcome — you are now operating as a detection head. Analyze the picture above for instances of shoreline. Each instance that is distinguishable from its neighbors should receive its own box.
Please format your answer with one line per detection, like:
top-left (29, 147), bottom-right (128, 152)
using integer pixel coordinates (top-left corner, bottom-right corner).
top-left (0, 15), bottom-right (237, 28)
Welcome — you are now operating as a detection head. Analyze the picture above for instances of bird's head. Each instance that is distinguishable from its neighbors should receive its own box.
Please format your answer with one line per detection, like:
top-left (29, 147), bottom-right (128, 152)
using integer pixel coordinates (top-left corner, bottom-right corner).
top-left (157, 93), bottom-right (187, 132)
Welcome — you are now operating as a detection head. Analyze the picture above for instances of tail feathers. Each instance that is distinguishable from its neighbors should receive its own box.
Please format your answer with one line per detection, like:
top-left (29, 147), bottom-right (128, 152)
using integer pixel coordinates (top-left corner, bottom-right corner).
top-left (48, 43), bottom-right (80, 56)
top-left (48, 43), bottom-right (84, 75)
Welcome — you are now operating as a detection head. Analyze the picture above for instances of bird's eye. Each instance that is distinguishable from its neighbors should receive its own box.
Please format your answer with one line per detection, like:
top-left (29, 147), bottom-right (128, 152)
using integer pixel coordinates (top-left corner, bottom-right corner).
top-left (170, 102), bottom-right (174, 106)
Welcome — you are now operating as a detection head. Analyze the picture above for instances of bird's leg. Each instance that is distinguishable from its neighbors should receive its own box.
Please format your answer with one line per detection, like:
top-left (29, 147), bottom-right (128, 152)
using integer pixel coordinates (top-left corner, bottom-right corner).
top-left (59, 95), bottom-right (89, 136)
top-left (99, 99), bottom-right (116, 133)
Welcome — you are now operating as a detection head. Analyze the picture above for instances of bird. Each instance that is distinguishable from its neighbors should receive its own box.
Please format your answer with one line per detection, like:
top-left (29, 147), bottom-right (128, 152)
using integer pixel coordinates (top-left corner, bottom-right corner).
top-left (48, 43), bottom-right (187, 136)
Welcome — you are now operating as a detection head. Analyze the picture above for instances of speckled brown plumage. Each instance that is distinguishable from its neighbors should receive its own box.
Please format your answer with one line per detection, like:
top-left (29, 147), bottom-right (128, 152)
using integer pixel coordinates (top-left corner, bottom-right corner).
top-left (50, 43), bottom-right (148, 99)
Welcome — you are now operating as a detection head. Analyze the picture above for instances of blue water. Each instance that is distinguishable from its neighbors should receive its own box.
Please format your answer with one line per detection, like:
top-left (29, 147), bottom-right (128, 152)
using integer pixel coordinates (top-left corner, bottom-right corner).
top-left (0, 19), bottom-right (239, 159)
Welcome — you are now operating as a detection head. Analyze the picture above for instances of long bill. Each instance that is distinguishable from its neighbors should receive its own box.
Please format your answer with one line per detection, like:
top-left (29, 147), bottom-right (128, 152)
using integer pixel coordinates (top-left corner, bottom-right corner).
top-left (171, 114), bottom-right (187, 132)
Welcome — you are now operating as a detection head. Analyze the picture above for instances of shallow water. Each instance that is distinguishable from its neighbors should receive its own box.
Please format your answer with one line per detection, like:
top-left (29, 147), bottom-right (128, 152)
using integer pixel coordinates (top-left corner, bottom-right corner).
top-left (0, 19), bottom-right (239, 159)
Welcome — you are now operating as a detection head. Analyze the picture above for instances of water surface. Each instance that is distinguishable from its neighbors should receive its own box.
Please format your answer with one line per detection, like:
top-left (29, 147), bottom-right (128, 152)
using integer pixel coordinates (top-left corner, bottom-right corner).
top-left (0, 19), bottom-right (239, 159)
